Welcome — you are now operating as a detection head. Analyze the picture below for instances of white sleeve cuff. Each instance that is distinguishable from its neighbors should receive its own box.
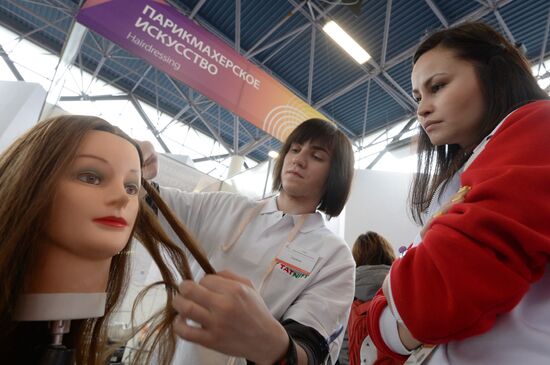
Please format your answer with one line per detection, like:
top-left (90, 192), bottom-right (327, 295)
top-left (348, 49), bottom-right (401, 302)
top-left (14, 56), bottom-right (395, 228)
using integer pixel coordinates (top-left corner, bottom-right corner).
top-left (379, 306), bottom-right (412, 356)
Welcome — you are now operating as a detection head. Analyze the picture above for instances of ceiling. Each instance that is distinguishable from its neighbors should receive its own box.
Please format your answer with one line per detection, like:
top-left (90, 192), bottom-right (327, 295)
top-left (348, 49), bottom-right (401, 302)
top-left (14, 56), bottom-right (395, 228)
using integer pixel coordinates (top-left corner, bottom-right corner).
top-left (1, 0), bottom-right (549, 163)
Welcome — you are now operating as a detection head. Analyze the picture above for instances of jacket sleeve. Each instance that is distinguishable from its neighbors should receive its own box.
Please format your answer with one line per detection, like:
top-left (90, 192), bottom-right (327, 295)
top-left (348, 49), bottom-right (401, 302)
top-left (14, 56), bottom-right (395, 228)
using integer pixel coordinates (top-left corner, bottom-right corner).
top-left (366, 290), bottom-right (409, 362)
top-left (388, 101), bottom-right (550, 344)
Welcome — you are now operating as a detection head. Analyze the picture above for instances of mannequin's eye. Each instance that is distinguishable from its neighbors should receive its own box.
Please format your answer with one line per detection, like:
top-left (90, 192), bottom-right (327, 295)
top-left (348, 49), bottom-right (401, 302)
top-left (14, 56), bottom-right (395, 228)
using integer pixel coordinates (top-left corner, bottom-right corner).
top-left (125, 183), bottom-right (140, 195)
top-left (77, 172), bottom-right (101, 185)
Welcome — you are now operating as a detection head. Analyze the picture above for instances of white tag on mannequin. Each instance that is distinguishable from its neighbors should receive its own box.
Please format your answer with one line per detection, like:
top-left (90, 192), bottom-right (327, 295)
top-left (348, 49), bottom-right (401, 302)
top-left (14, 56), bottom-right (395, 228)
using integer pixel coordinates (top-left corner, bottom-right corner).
top-left (275, 246), bottom-right (318, 275)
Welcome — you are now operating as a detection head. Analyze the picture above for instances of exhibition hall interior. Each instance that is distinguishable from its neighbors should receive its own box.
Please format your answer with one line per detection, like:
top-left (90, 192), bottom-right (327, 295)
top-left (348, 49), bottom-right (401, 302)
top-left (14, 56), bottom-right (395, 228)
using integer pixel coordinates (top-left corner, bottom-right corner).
top-left (1, 0), bottom-right (549, 364)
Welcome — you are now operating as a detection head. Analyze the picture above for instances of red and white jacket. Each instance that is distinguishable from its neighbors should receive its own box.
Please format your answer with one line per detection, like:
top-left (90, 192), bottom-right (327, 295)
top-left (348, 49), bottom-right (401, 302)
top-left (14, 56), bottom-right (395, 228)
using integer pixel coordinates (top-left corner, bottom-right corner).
top-left (369, 100), bottom-right (550, 364)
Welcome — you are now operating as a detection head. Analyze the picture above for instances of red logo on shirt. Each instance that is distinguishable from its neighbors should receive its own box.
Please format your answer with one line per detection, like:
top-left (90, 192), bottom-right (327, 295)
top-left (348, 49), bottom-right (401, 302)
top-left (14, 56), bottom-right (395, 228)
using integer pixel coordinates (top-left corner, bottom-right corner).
top-left (277, 263), bottom-right (309, 279)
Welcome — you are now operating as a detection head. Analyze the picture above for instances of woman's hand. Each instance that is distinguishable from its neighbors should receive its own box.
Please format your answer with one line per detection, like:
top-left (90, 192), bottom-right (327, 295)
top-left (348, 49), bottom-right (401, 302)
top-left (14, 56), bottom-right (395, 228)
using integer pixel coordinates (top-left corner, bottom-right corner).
top-left (172, 270), bottom-right (289, 365)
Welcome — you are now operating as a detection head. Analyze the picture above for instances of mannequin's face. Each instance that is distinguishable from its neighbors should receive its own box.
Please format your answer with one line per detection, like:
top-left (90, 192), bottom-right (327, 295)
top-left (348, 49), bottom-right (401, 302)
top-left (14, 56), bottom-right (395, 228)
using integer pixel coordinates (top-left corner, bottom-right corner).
top-left (45, 131), bottom-right (141, 260)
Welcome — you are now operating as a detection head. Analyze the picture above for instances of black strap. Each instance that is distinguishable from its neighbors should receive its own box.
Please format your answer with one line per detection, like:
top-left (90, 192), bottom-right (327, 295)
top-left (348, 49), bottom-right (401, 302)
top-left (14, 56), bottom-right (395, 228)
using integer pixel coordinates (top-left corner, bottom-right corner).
top-left (246, 319), bottom-right (328, 365)
top-left (282, 319), bottom-right (328, 365)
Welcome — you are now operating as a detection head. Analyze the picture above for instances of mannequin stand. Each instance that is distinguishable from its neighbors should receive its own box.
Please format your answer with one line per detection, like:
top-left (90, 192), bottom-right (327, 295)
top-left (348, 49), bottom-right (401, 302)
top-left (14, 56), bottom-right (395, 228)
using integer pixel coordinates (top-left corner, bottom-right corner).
top-left (39, 320), bottom-right (74, 365)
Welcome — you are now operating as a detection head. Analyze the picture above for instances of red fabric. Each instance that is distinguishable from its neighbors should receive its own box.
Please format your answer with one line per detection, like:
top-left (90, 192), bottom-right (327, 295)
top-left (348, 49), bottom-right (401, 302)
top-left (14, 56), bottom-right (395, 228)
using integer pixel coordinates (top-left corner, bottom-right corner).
top-left (349, 294), bottom-right (406, 364)
top-left (387, 101), bottom-right (550, 344)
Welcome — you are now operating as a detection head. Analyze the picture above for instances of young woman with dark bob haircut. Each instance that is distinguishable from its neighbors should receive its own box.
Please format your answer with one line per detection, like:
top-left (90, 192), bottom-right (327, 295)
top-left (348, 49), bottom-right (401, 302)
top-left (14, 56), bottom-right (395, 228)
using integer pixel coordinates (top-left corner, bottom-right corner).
top-left (140, 117), bottom-right (356, 364)
top-left (366, 22), bottom-right (550, 365)
top-left (0, 115), bottom-right (205, 365)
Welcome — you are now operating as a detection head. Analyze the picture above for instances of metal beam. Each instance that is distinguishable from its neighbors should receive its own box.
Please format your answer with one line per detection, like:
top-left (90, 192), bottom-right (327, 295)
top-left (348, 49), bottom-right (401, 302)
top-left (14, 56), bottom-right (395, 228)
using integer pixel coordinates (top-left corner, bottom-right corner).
top-left (373, 75), bottom-right (415, 111)
top-left (381, 69), bottom-right (418, 107)
top-left (59, 94), bottom-right (129, 101)
top-left (367, 117), bottom-right (416, 169)
top-left (538, 7), bottom-right (550, 74)
top-left (354, 112), bottom-right (415, 148)
top-left (491, 1), bottom-right (515, 43)
top-left (0, 44), bottom-right (24, 80)
top-left (235, 0), bottom-right (241, 53)
top-left (158, 105), bottom-right (191, 134)
top-left (260, 28), bottom-right (306, 65)
top-left (233, 115), bottom-right (240, 153)
top-left (19, 14), bottom-right (71, 41)
top-left (291, 0), bottom-right (336, 24)
top-left (307, 27), bottom-right (316, 103)
top-left (360, 79), bottom-right (371, 144)
top-left (455, 0), bottom-right (514, 25)
top-left (314, 73), bottom-right (371, 108)
top-left (380, 0), bottom-right (392, 66)
top-left (7, 1), bottom-right (73, 39)
top-left (290, 0), bottom-right (417, 112)
top-left (472, 0), bottom-right (490, 6)
top-left (314, 0), bottom-right (516, 109)
top-left (130, 95), bottom-right (172, 153)
top-left (166, 76), bottom-right (233, 154)
top-left (193, 153), bottom-right (230, 163)
top-left (20, 0), bottom-right (68, 12)
top-left (244, 1), bottom-right (306, 57)
top-left (251, 0), bottom-right (334, 60)
top-left (189, 0), bottom-right (207, 19)
top-left (424, 0), bottom-right (449, 28)
top-left (46, 0), bottom-right (77, 14)
top-left (238, 134), bottom-right (272, 156)
top-left (93, 65), bottom-right (139, 91)
top-left (248, 23), bottom-right (311, 59)
top-left (41, 19), bottom-right (87, 119)
top-left (85, 41), bottom-right (115, 94)
top-left (131, 65), bottom-right (152, 93)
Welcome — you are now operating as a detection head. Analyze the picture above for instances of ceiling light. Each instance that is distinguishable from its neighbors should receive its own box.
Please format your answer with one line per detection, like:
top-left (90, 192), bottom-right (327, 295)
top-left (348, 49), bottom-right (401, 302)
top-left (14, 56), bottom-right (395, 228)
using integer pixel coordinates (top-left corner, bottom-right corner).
top-left (268, 150), bottom-right (279, 159)
top-left (323, 20), bottom-right (371, 64)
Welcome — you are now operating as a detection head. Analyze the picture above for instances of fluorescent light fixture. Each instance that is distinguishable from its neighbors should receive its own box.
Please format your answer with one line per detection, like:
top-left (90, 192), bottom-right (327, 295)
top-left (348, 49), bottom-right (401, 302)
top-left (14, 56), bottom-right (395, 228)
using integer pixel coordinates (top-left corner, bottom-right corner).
top-left (268, 150), bottom-right (279, 159)
top-left (323, 20), bottom-right (371, 64)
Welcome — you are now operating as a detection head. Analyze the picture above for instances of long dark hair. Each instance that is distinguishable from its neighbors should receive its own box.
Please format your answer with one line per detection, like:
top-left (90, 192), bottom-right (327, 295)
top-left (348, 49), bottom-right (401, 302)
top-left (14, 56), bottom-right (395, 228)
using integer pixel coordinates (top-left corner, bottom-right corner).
top-left (409, 22), bottom-right (549, 224)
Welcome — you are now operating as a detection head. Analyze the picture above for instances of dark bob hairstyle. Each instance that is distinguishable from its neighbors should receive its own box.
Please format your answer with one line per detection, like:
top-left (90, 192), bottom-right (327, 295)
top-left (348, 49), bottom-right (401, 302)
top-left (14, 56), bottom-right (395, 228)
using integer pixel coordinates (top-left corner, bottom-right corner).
top-left (272, 118), bottom-right (354, 218)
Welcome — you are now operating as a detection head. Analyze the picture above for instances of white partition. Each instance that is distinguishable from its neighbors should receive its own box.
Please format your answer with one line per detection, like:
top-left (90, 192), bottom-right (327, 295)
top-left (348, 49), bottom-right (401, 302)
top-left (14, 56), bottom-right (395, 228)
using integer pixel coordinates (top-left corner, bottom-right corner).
top-left (343, 169), bottom-right (420, 253)
top-left (0, 81), bottom-right (46, 153)
top-left (156, 153), bottom-right (220, 191)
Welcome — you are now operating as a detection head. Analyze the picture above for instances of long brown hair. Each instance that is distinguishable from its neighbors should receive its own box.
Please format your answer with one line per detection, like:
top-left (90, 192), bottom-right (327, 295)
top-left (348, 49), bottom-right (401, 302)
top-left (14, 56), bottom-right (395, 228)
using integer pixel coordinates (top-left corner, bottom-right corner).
top-left (352, 231), bottom-right (395, 267)
top-left (409, 22), bottom-right (549, 224)
top-left (0, 115), bottom-right (203, 365)
top-left (271, 118), bottom-right (354, 218)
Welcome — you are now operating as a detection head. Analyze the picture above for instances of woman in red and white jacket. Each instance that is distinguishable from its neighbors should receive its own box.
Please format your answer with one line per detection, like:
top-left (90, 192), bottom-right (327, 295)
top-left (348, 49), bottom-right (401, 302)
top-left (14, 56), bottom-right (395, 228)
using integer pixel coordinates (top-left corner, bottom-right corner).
top-left (367, 22), bottom-right (550, 365)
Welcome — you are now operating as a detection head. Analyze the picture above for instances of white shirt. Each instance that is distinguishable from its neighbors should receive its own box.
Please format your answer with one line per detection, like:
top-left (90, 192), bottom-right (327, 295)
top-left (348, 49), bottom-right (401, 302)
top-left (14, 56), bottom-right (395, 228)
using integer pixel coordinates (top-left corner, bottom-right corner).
top-left (159, 189), bottom-right (356, 365)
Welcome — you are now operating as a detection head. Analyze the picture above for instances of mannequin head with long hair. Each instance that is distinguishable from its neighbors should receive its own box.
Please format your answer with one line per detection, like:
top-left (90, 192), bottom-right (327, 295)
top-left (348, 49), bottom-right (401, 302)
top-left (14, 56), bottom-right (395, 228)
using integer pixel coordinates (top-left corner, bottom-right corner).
top-left (0, 115), bottom-right (196, 365)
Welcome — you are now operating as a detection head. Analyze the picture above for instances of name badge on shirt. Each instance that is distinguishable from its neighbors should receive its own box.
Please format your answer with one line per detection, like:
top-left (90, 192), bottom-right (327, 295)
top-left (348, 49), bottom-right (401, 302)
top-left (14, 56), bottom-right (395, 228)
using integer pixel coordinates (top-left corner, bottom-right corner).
top-left (275, 246), bottom-right (318, 275)
top-left (404, 345), bottom-right (437, 365)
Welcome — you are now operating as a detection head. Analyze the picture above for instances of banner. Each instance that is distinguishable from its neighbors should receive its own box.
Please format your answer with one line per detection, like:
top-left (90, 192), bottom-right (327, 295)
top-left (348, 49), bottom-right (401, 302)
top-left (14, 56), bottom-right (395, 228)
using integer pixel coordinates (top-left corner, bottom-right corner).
top-left (77, 0), bottom-right (328, 141)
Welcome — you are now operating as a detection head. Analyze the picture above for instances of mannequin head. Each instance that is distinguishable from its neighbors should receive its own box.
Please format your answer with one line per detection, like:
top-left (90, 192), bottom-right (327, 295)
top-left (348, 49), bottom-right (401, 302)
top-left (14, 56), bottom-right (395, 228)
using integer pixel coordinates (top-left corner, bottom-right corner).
top-left (0, 115), bottom-right (144, 301)
top-left (22, 130), bottom-right (141, 293)
top-left (0, 115), bottom-right (194, 365)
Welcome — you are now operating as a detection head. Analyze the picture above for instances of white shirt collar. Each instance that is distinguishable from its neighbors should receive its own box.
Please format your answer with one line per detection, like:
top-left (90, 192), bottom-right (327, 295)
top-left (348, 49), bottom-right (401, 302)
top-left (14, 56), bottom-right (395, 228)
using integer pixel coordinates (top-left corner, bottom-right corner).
top-left (259, 195), bottom-right (324, 233)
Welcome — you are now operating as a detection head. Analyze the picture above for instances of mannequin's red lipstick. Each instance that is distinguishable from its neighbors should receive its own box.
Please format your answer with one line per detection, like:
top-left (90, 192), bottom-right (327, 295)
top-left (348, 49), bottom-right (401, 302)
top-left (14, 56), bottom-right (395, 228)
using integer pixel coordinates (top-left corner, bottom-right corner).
top-left (93, 216), bottom-right (127, 227)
